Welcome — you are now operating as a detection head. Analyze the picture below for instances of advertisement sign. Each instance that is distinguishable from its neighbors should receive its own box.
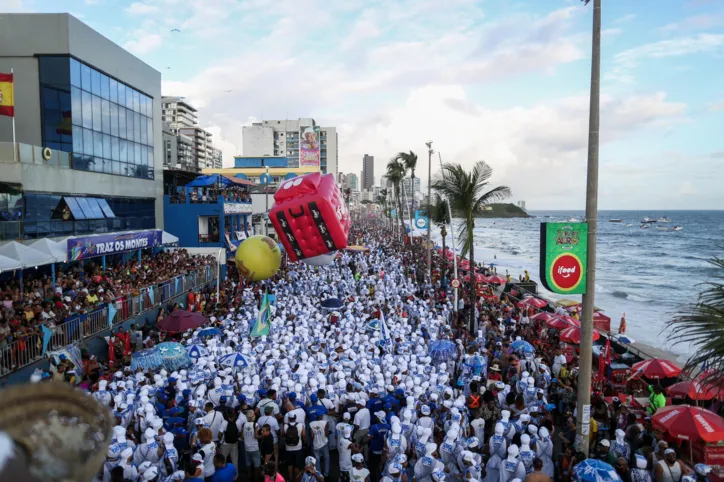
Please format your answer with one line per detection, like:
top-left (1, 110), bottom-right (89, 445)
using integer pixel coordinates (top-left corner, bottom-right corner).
top-left (299, 125), bottom-right (321, 167)
top-left (539, 222), bottom-right (587, 294)
top-left (223, 203), bottom-right (253, 214)
top-left (414, 210), bottom-right (428, 230)
top-left (68, 230), bottom-right (162, 261)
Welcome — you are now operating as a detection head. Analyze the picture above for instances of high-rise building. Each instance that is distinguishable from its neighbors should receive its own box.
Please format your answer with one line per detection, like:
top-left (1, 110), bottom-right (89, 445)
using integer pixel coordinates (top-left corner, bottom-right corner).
top-left (0, 13), bottom-right (163, 240)
top-left (362, 154), bottom-right (375, 190)
top-left (348, 173), bottom-right (359, 191)
top-left (161, 96), bottom-right (221, 172)
top-left (242, 118), bottom-right (338, 175)
top-left (161, 96), bottom-right (198, 133)
top-left (402, 177), bottom-right (421, 198)
top-left (211, 147), bottom-right (223, 169)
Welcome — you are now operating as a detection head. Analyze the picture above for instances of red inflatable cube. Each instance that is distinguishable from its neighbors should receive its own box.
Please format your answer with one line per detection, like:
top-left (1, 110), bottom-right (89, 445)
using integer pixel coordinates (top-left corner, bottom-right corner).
top-left (270, 172), bottom-right (350, 261)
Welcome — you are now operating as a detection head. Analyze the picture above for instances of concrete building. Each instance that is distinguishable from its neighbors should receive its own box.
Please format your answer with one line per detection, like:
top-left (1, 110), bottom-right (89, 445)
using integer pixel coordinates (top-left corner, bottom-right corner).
top-left (211, 147), bottom-right (223, 169)
top-left (178, 126), bottom-right (215, 170)
top-left (162, 123), bottom-right (178, 169)
top-left (162, 96), bottom-right (221, 172)
top-left (242, 118), bottom-right (338, 175)
top-left (161, 96), bottom-right (198, 134)
top-left (362, 154), bottom-right (374, 190)
top-left (348, 173), bottom-right (359, 191)
top-left (0, 13), bottom-right (163, 240)
top-left (402, 177), bottom-right (421, 198)
top-left (203, 156), bottom-right (317, 188)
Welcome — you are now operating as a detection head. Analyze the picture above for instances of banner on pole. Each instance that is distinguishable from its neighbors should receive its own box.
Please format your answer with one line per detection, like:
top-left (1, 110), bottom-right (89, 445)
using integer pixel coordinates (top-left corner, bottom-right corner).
top-left (67, 230), bottom-right (162, 261)
top-left (539, 222), bottom-right (587, 294)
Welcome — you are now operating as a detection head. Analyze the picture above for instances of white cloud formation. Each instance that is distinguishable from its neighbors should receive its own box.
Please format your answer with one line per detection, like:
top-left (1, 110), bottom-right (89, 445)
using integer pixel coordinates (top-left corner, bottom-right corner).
top-left (125, 2), bottom-right (161, 15)
top-left (124, 33), bottom-right (163, 55)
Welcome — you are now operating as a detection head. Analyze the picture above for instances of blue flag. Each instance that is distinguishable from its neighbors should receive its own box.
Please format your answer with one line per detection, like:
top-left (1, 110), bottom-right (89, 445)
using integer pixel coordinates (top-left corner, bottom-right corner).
top-left (251, 292), bottom-right (271, 337)
top-left (108, 304), bottom-right (118, 328)
top-left (41, 325), bottom-right (54, 356)
top-left (379, 310), bottom-right (392, 349)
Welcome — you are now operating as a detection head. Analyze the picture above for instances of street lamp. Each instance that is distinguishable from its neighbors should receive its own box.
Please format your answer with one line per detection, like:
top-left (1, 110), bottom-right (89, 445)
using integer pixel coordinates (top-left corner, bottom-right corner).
top-left (425, 141), bottom-right (433, 280)
top-left (440, 224), bottom-right (447, 285)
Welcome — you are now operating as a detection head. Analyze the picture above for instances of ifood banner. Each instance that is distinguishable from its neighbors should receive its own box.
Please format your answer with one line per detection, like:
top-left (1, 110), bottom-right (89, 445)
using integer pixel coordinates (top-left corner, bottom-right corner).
top-left (539, 222), bottom-right (587, 294)
top-left (299, 125), bottom-right (321, 167)
top-left (68, 230), bottom-right (163, 261)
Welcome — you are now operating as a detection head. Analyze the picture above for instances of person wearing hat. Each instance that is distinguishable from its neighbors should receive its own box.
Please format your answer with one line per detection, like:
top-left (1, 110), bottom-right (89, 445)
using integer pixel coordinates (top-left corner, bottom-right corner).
top-left (654, 447), bottom-right (692, 482)
top-left (301, 456), bottom-right (325, 482)
top-left (310, 412), bottom-right (331, 478)
top-left (283, 411), bottom-right (306, 482)
top-left (351, 453), bottom-right (371, 482)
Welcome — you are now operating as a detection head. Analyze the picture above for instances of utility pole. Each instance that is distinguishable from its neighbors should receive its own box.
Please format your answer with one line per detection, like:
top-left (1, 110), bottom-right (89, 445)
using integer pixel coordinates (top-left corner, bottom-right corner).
top-left (576, 0), bottom-right (601, 457)
top-left (426, 141), bottom-right (433, 280)
top-left (264, 166), bottom-right (270, 237)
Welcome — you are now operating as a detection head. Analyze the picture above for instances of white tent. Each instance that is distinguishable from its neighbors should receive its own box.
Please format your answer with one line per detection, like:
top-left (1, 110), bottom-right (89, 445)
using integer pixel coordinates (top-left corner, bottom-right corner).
top-left (0, 241), bottom-right (57, 268)
top-left (0, 254), bottom-right (22, 273)
top-left (28, 238), bottom-right (67, 263)
top-left (162, 231), bottom-right (179, 245)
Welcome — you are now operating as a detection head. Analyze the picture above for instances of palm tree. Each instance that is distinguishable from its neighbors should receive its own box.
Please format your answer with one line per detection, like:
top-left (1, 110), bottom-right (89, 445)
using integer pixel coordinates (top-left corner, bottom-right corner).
top-left (666, 256), bottom-right (724, 387)
top-left (430, 194), bottom-right (451, 282)
top-left (432, 161), bottom-right (511, 330)
top-left (386, 159), bottom-right (406, 241)
top-left (394, 151), bottom-right (418, 233)
top-left (376, 188), bottom-right (389, 228)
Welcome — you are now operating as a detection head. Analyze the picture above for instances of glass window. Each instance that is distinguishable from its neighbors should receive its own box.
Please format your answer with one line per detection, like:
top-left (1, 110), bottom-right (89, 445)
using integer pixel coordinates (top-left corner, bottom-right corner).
top-left (113, 161), bottom-right (121, 175)
top-left (146, 118), bottom-right (153, 145)
top-left (42, 86), bottom-right (59, 110)
top-left (110, 103), bottom-right (119, 137)
top-left (91, 69), bottom-right (101, 95)
top-left (109, 78), bottom-right (118, 103)
top-left (111, 136), bottom-right (119, 161)
top-left (81, 63), bottom-right (92, 91)
top-left (39, 57), bottom-right (70, 88)
top-left (100, 74), bottom-right (110, 100)
top-left (70, 59), bottom-right (81, 87)
top-left (93, 131), bottom-right (103, 158)
top-left (120, 140), bottom-right (128, 162)
top-left (72, 125), bottom-right (83, 153)
top-left (92, 95), bottom-right (101, 131)
top-left (101, 99), bottom-right (111, 134)
top-left (127, 141), bottom-right (135, 164)
top-left (71, 87), bottom-right (82, 126)
top-left (138, 95), bottom-right (145, 117)
top-left (134, 144), bottom-right (141, 166)
top-left (125, 87), bottom-right (133, 110)
top-left (126, 110), bottom-right (134, 142)
top-left (134, 112), bottom-right (141, 142)
top-left (118, 83), bottom-right (126, 107)
top-left (140, 117), bottom-right (147, 145)
top-left (75, 197), bottom-right (96, 219)
top-left (133, 90), bottom-right (140, 113)
top-left (81, 90), bottom-right (92, 129)
top-left (118, 106), bottom-right (127, 140)
top-left (83, 128), bottom-right (93, 156)
top-left (102, 134), bottom-right (111, 160)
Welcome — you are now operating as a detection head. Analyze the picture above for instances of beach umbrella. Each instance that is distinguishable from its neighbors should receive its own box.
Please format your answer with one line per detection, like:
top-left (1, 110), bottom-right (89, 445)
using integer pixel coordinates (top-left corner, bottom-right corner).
top-left (572, 459), bottom-right (621, 482)
top-left (531, 312), bottom-right (558, 323)
top-left (521, 297), bottom-right (548, 309)
top-left (486, 275), bottom-right (507, 285)
top-left (511, 339), bottom-right (535, 355)
top-left (546, 317), bottom-right (574, 330)
top-left (560, 325), bottom-right (600, 344)
top-left (667, 380), bottom-right (723, 401)
top-left (458, 259), bottom-right (471, 271)
top-left (157, 310), bottom-right (207, 333)
top-left (320, 297), bottom-right (344, 310)
top-left (156, 342), bottom-right (191, 371)
top-left (197, 327), bottom-right (222, 338)
top-left (652, 405), bottom-right (724, 443)
top-left (463, 273), bottom-right (487, 284)
top-left (186, 344), bottom-right (209, 361)
top-left (131, 347), bottom-right (163, 371)
top-left (218, 353), bottom-right (252, 370)
top-left (428, 339), bottom-right (457, 363)
top-left (630, 358), bottom-right (681, 380)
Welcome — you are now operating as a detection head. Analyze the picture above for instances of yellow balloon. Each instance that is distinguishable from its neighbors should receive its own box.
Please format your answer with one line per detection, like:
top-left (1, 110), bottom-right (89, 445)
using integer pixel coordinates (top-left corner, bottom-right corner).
top-left (234, 235), bottom-right (282, 281)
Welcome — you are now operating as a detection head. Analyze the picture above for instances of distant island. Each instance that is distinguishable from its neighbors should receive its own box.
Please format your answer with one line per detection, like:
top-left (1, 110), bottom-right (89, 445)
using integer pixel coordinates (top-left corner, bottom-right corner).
top-left (477, 203), bottom-right (530, 218)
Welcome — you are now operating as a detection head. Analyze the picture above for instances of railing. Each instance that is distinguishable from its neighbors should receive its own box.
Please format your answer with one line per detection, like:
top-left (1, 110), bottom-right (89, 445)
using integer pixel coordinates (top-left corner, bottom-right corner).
top-left (0, 264), bottom-right (216, 377)
top-left (167, 194), bottom-right (253, 205)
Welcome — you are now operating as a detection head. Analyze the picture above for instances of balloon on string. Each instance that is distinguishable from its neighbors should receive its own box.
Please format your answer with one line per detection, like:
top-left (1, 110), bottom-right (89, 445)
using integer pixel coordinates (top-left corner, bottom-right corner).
top-left (302, 252), bottom-right (337, 266)
top-left (235, 235), bottom-right (282, 281)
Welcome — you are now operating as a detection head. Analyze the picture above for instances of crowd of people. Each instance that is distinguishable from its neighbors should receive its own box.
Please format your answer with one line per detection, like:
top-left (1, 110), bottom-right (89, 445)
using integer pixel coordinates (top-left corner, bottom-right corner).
top-left (0, 250), bottom-right (216, 373)
top-left (29, 220), bottom-right (708, 482)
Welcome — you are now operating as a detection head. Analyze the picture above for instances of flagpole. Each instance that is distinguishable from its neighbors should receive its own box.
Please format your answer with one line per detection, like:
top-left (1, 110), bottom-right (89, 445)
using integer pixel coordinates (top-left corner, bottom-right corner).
top-left (10, 68), bottom-right (17, 164)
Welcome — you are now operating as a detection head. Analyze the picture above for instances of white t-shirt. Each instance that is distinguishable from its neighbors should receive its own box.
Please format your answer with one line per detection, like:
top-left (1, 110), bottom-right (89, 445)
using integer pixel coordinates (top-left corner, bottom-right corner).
top-left (339, 438), bottom-right (353, 471)
top-left (310, 420), bottom-right (328, 450)
top-left (257, 415), bottom-right (280, 443)
top-left (284, 408), bottom-right (306, 425)
top-left (257, 398), bottom-right (280, 416)
top-left (242, 421), bottom-right (259, 452)
top-left (284, 422), bottom-right (303, 451)
top-left (354, 408), bottom-right (371, 430)
top-left (552, 354), bottom-right (567, 375)
top-left (204, 410), bottom-right (224, 442)
top-left (351, 467), bottom-right (370, 482)
top-left (199, 442), bottom-right (216, 477)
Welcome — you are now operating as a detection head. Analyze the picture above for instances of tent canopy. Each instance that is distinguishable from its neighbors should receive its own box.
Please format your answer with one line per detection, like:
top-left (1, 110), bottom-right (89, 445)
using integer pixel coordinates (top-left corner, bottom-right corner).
top-left (186, 174), bottom-right (255, 188)
top-left (162, 231), bottom-right (179, 245)
top-left (0, 241), bottom-right (57, 268)
top-left (0, 254), bottom-right (22, 273)
top-left (28, 238), bottom-right (67, 263)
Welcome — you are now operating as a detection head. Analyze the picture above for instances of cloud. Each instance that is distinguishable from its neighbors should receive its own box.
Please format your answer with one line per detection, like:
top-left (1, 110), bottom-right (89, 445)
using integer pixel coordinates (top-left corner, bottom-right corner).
top-left (1, 0), bottom-right (25, 11)
top-left (710, 101), bottom-right (724, 111)
top-left (124, 33), bottom-right (163, 55)
top-left (125, 2), bottom-right (161, 15)
top-left (608, 34), bottom-right (724, 82)
top-left (659, 14), bottom-right (724, 32)
top-left (614, 14), bottom-right (636, 24)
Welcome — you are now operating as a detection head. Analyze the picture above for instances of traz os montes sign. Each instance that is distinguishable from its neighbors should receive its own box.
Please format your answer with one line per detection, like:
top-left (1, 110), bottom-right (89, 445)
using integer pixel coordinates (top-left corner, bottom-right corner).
top-left (539, 222), bottom-right (587, 295)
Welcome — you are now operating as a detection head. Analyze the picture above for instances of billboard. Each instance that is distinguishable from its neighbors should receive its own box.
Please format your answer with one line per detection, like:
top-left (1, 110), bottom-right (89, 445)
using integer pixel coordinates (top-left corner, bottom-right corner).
top-left (539, 222), bottom-right (587, 294)
top-left (299, 125), bottom-right (321, 167)
top-left (68, 230), bottom-right (162, 261)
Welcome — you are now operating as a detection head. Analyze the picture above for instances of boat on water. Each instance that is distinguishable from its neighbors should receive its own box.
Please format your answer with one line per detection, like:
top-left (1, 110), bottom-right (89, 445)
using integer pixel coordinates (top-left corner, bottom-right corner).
top-left (657, 217), bottom-right (671, 223)
top-left (625, 223), bottom-right (633, 227)
top-left (672, 226), bottom-right (683, 231)
top-left (609, 219), bottom-right (623, 223)
top-left (566, 217), bottom-right (581, 222)
top-left (641, 217), bottom-right (657, 224)
top-left (640, 224), bottom-right (650, 229)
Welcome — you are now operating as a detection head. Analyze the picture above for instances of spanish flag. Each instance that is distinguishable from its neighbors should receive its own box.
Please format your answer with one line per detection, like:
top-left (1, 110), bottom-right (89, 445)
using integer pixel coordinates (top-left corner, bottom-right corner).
top-left (0, 73), bottom-right (14, 117)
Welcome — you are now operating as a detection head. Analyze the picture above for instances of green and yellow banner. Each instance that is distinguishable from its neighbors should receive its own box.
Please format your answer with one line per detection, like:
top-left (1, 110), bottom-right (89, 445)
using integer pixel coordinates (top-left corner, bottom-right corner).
top-left (539, 222), bottom-right (587, 294)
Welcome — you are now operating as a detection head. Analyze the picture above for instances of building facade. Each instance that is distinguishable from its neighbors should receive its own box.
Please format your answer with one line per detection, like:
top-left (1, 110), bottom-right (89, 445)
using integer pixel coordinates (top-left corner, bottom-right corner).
top-left (161, 96), bottom-right (198, 134)
top-left (161, 96), bottom-right (221, 172)
top-left (0, 14), bottom-right (163, 240)
top-left (402, 177), bottom-right (421, 198)
top-left (362, 154), bottom-right (374, 190)
top-left (348, 173), bottom-right (359, 191)
top-left (242, 118), bottom-right (338, 175)
top-left (211, 147), bottom-right (223, 169)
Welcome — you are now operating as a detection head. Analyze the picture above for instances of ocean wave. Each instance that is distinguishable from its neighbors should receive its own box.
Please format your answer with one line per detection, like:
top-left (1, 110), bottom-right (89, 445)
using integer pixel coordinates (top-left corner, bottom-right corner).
top-left (612, 290), bottom-right (628, 299)
top-left (610, 290), bottom-right (651, 303)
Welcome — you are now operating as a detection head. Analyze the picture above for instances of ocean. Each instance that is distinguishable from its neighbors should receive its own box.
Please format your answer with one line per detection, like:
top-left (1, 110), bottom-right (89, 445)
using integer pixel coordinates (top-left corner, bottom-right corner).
top-left (429, 210), bottom-right (724, 359)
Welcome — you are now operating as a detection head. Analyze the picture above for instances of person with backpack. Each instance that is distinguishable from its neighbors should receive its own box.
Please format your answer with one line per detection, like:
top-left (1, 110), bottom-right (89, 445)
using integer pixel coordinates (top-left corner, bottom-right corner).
top-left (242, 410), bottom-right (262, 482)
top-left (218, 408), bottom-right (241, 474)
top-left (283, 412), bottom-right (306, 482)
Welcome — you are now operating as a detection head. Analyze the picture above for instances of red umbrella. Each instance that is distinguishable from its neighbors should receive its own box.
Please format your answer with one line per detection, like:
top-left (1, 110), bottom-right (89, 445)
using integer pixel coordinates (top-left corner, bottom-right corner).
top-left (630, 358), bottom-right (682, 380)
top-left (667, 380), bottom-right (723, 401)
top-left (463, 272), bottom-right (487, 284)
top-left (157, 310), bottom-right (207, 333)
top-left (531, 312), bottom-right (558, 323)
top-left (487, 275), bottom-right (507, 285)
top-left (522, 297), bottom-right (548, 309)
top-left (559, 325), bottom-right (600, 344)
top-left (652, 405), bottom-right (724, 443)
top-left (458, 259), bottom-right (471, 271)
top-left (546, 317), bottom-right (573, 330)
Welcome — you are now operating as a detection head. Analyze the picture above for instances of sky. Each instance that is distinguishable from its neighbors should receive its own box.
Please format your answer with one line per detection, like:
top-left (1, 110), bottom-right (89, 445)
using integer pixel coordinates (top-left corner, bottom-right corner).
top-left (5, 0), bottom-right (724, 210)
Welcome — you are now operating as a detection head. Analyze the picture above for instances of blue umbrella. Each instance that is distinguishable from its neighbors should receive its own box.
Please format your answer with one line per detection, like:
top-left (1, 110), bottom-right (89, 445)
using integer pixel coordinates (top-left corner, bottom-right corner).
top-left (367, 319), bottom-right (381, 331)
top-left (198, 327), bottom-right (222, 338)
top-left (428, 339), bottom-right (457, 363)
top-left (320, 297), bottom-right (344, 310)
top-left (511, 339), bottom-right (535, 355)
top-left (218, 353), bottom-right (252, 370)
top-left (156, 342), bottom-right (192, 371)
top-left (131, 347), bottom-right (163, 371)
top-left (186, 344), bottom-right (210, 361)
top-left (573, 459), bottom-right (622, 482)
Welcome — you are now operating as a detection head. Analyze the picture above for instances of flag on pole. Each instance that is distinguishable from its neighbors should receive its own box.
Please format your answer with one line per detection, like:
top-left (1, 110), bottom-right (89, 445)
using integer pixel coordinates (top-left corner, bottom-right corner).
top-left (0, 73), bottom-right (15, 117)
top-left (379, 310), bottom-right (392, 349)
top-left (251, 291), bottom-right (271, 337)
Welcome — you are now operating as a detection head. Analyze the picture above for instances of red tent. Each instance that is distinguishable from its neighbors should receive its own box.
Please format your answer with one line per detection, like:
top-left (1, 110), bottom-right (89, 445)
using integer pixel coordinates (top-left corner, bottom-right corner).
top-left (157, 310), bottom-right (207, 333)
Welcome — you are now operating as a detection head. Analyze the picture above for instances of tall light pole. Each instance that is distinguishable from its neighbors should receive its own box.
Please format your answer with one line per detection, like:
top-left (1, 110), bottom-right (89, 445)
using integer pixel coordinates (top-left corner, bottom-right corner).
top-left (426, 141), bottom-right (433, 280)
top-left (576, 0), bottom-right (601, 456)
top-left (264, 166), bottom-right (270, 237)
